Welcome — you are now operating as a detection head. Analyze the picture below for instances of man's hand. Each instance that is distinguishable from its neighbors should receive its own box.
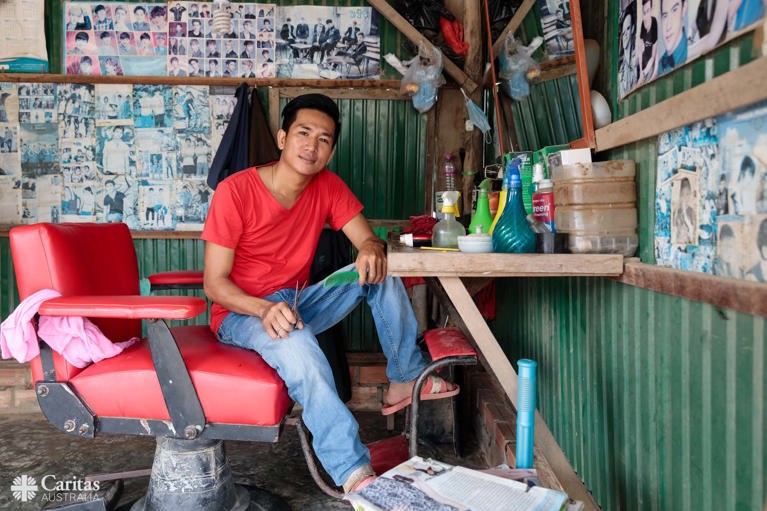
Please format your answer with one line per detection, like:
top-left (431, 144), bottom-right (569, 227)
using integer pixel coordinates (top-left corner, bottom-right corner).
top-left (341, 213), bottom-right (388, 286)
top-left (261, 300), bottom-right (303, 340)
top-left (355, 237), bottom-right (387, 285)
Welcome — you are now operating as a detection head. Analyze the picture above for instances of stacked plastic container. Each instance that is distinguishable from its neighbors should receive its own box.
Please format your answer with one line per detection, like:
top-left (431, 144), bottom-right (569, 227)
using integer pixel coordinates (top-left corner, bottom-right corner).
top-left (551, 160), bottom-right (638, 256)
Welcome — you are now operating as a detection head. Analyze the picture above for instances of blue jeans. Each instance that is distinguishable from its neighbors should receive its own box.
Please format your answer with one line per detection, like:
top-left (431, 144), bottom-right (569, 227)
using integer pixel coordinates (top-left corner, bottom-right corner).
top-left (217, 264), bottom-right (426, 485)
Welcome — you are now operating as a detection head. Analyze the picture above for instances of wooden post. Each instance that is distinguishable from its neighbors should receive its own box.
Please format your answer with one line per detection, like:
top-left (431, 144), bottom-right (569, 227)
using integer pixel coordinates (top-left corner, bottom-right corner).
top-left (460, 0), bottom-right (484, 217)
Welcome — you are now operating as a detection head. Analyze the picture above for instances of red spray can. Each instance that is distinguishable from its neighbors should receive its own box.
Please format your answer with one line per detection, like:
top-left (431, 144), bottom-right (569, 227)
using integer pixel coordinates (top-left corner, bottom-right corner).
top-left (532, 179), bottom-right (556, 232)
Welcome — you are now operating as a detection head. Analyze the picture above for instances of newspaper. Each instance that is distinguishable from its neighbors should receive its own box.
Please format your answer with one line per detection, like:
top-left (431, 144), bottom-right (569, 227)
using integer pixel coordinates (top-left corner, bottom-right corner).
top-left (347, 456), bottom-right (568, 511)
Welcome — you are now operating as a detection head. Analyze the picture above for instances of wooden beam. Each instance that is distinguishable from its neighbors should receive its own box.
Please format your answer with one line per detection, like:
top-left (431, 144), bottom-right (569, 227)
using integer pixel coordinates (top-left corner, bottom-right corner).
top-left (0, 72), bottom-right (401, 89)
top-left (491, 0), bottom-right (538, 56)
top-left (276, 87), bottom-right (407, 100)
top-left (614, 261), bottom-right (767, 318)
top-left (595, 55), bottom-right (767, 152)
top-left (461, 0), bottom-right (484, 215)
top-left (365, 0), bottom-right (479, 93)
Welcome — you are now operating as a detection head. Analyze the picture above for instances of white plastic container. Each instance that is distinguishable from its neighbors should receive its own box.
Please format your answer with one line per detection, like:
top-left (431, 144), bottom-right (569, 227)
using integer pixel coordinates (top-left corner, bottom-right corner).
top-left (550, 160), bottom-right (638, 256)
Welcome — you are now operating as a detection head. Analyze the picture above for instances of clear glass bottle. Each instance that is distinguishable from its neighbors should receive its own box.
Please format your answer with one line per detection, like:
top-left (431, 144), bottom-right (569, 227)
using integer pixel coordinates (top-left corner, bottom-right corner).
top-left (433, 191), bottom-right (466, 248)
top-left (492, 169), bottom-right (536, 253)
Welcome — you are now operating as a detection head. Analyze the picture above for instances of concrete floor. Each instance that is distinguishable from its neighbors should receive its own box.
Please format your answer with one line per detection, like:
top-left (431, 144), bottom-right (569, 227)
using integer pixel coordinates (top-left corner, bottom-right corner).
top-left (0, 409), bottom-right (483, 510)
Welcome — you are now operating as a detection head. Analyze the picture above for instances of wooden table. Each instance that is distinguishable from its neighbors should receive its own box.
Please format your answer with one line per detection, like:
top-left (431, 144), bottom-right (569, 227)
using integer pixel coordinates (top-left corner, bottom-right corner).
top-left (388, 244), bottom-right (624, 510)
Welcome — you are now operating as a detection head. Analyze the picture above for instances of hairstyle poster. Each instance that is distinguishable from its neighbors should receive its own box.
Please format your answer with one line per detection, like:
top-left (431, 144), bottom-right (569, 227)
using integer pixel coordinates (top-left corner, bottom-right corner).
top-left (63, 2), bottom-right (167, 76)
top-left (655, 99), bottom-right (767, 281)
top-left (617, 0), bottom-right (765, 98)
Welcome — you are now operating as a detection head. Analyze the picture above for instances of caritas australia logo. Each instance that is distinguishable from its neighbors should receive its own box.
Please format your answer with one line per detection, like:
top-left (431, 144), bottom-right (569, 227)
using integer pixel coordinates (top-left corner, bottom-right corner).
top-left (11, 474), bottom-right (100, 503)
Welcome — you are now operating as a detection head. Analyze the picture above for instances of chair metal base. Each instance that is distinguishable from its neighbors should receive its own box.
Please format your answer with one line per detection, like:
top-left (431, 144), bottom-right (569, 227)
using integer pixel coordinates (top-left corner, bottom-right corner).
top-left (127, 437), bottom-right (289, 511)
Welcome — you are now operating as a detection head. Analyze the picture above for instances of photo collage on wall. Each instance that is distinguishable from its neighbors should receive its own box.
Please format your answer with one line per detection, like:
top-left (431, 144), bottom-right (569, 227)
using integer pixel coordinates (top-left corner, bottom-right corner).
top-left (62, 2), bottom-right (381, 80)
top-left (655, 100), bottom-right (767, 282)
top-left (275, 5), bottom-right (380, 79)
top-left (618, 0), bottom-right (765, 98)
top-left (0, 81), bottom-right (239, 230)
top-left (64, 2), bottom-right (168, 76)
top-left (165, 1), bottom-right (276, 78)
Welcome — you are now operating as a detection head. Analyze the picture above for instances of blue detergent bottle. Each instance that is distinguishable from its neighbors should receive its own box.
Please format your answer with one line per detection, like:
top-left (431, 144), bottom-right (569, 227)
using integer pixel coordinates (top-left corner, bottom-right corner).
top-left (491, 159), bottom-right (536, 253)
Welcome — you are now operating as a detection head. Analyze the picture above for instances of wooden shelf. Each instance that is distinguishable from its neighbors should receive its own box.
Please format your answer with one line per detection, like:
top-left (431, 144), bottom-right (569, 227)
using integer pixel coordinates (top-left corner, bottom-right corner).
top-left (614, 260), bottom-right (767, 317)
top-left (388, 245), bottom-right (624, 277)
top-left (0, 72), bottom-right (402, 89)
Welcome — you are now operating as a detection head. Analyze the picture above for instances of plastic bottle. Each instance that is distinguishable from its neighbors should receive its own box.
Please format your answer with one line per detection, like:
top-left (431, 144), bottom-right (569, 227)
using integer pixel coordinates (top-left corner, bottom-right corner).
top-left (469, 179), bottom-right (494, 234)
top-left (532, 162), bottom-right (545, 195)
top-left (442, 152), bottom-right (456, 192)
top-left (532, 178), bottom-right (556, 232)
top-left (491, 163), bottom-right (536, 253)
top-left (515, 359), bottom-right (537, 469)
top-left (489, 155), bottom-right (512, 234)
top-left (432, 191), bottom-right (466, 248)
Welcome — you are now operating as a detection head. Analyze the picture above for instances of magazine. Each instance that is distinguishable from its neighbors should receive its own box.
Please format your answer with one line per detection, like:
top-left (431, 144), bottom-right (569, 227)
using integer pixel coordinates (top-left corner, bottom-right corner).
top-left (346, 456), bottom-right (568, 511)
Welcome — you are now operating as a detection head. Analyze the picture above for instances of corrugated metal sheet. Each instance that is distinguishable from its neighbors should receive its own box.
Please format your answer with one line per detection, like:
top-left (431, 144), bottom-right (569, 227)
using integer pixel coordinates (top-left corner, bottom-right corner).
top-left (495, 4), bottom-right (766, 511)
top-left (510, 74), bottom-right (583, 151)
top-left (326, 97), bottom-right (428, 219)
top-left (491, 276), bottom-right (767, 511)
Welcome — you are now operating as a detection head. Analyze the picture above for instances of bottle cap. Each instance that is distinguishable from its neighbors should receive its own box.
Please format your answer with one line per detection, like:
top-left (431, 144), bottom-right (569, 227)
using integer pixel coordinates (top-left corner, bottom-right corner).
top-left (533, 163), bottom-right (545, 183)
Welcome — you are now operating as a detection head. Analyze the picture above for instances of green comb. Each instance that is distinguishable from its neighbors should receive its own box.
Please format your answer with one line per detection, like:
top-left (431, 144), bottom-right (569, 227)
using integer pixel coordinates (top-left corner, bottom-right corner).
top-left (323, 270), bottom-right (360, 287)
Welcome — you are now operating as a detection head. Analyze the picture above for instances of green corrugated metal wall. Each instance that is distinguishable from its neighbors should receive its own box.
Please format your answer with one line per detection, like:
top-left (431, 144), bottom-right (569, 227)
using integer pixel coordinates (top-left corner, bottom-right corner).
top-left (500, 0), bottom-right (766, 509)
top-left (491, 277), bottom-right (766, 511)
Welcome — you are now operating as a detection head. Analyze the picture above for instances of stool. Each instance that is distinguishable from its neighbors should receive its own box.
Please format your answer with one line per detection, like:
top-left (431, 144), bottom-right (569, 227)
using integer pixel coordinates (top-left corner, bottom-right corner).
top-left (407, 327), bottom-right (478, 458)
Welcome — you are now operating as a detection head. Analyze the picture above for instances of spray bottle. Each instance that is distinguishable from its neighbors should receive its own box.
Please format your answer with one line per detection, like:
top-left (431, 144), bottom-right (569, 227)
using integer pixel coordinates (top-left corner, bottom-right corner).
top-left (432, 191), bottom-right (466, 248)
top-left (469, 178), bottom-right (494, 234)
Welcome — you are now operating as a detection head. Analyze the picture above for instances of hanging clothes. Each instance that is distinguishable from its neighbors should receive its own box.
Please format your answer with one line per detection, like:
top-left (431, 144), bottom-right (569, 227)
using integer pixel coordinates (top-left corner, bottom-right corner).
top-left (207, 83), bottom-right (250, 189)
top-left (248, 87), bottom-right (280, 168)
top-left (207, 84), bottom-right (280, 189)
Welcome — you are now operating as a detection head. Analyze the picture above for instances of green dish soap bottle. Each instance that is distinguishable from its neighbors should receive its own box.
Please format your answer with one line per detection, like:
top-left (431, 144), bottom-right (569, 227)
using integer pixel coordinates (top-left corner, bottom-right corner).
top-left (469, 178), bottom-right (494, 234)
top-left (491, 160), bottom-right (535, 253)
top-left (433, 191), bottom-right (466, 248)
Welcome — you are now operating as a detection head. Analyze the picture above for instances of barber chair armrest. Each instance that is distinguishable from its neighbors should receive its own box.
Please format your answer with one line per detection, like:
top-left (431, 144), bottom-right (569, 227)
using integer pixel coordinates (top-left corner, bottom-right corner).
top-left (40, 294), bottom-right (210, 439)
top-left (148, 270), bottom-right (204, 290)
top-left (38, 295), bottom-right (207, 320)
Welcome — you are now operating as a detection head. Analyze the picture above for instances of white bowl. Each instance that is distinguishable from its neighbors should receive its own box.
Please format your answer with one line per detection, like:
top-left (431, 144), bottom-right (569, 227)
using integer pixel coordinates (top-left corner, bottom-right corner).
top-left (457, 234), bottom-right (493, 253)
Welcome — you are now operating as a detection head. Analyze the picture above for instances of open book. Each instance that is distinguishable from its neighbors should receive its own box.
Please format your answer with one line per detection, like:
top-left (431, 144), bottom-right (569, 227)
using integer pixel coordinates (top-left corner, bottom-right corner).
top-left (346, 456), bottom-right (569, 511)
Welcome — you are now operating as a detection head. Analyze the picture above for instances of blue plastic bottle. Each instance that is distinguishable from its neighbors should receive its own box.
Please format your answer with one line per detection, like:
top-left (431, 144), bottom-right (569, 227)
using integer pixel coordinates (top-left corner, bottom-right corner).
top-left (491, 160), bottom-right (536, 253)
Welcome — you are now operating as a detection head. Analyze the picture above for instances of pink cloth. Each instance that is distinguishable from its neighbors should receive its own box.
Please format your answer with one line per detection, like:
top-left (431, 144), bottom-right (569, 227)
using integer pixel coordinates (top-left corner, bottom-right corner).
top-left (1, 289), bottom-right (137, 368)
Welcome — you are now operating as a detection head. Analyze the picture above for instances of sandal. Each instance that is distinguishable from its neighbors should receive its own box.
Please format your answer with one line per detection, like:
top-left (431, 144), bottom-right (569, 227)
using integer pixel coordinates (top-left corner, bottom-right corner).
top-left (381, 375), bottom-right (460, 416)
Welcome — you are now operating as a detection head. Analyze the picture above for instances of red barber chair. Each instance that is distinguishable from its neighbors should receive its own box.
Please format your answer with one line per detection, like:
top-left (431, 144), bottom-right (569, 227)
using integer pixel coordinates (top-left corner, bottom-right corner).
top-left (10, 222), bottom-right (477, 510)
top-left (10, 222), bottom-right (296, 510)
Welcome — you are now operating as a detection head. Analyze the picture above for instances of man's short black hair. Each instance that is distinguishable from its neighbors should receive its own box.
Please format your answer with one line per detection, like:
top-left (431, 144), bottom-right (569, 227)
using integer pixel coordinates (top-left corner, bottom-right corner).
top-left (281, 93), bottom-right (340, 145)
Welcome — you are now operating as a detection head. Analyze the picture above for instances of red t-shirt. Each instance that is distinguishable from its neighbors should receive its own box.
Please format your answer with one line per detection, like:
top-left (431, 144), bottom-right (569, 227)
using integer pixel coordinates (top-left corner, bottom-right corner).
top-left (201, 166), bottom-right (363, 333)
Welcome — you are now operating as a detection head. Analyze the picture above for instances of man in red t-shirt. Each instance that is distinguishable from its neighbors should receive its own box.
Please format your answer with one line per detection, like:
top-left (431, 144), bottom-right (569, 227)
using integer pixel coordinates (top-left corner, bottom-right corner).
top-left (201, 94), bottom-right (457, 494)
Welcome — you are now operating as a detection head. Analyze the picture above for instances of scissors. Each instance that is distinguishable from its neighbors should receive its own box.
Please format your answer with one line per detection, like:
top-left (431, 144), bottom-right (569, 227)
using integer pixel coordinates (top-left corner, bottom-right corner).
top-left (290, 280), bottom-right (307, 328)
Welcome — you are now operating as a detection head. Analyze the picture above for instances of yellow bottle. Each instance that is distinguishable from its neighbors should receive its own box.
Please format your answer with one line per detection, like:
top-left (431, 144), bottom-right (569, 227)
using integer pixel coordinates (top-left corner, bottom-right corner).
top-left (488, 188), bottom-right (507, 234)
top-left (489, 155), bottom-right (512, 234)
